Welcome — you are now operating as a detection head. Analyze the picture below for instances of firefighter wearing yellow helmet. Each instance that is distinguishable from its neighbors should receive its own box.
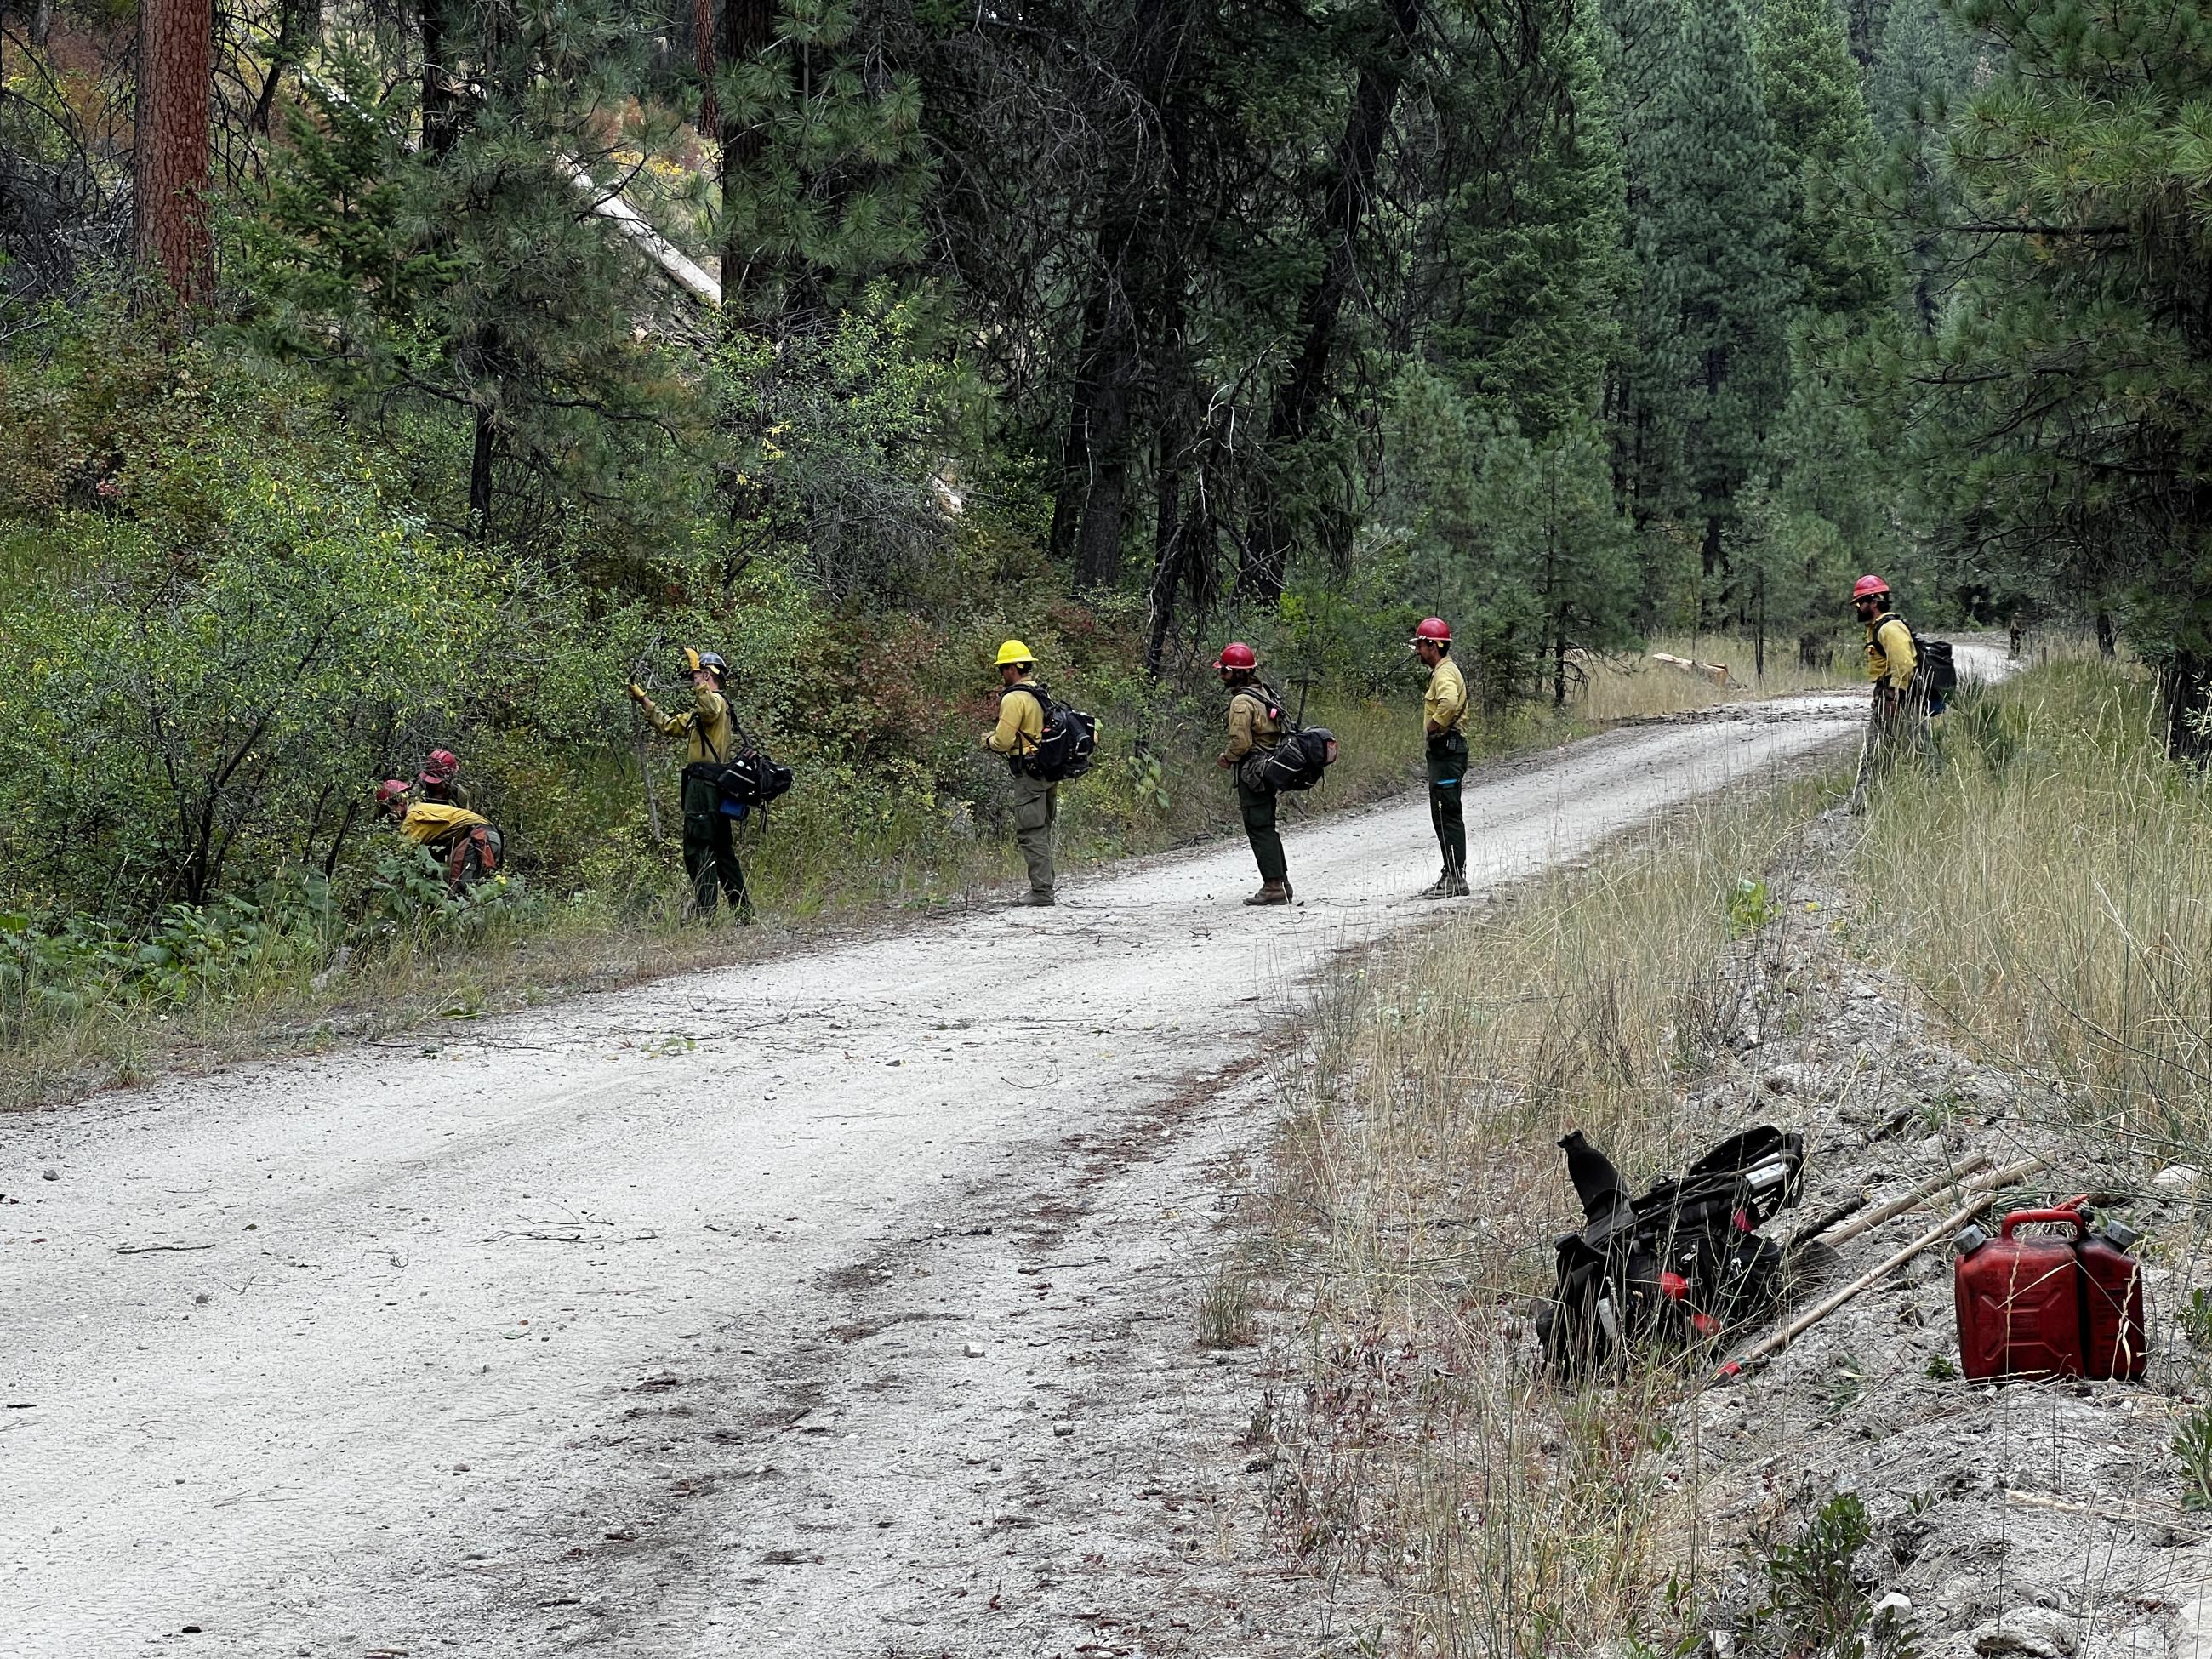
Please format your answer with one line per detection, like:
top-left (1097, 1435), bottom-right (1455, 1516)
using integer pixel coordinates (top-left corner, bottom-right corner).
top-left (982, 639), bottom-right (1056, 906)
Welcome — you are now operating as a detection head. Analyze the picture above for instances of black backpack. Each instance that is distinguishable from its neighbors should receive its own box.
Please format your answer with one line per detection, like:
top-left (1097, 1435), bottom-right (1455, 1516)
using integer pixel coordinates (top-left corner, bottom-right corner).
top-left (1234, 684), bottom-right (1339, 794)
top-left (684, 708), bottom-right (795, 810)
top-left (1535, 1126), bottom-right (1804, 1380)
top-left (712, 749), bottom-right (794, 807)
top-left (1875, 613), bottom-right (1958, 698)
top-left (1012, 681), bottom-right (1098, 784)
top-left (1918, 636), bottom-right (1958, 697)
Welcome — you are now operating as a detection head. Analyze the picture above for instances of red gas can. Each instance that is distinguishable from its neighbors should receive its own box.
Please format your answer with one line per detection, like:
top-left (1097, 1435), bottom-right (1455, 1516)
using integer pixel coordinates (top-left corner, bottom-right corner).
top-left (1953, 1205), bottom-right (2148, 1381)
top-left (1955, 1208), bottom-right (2089, 1380)
top-left (2079, 1220), bottom-right (2148, 1381)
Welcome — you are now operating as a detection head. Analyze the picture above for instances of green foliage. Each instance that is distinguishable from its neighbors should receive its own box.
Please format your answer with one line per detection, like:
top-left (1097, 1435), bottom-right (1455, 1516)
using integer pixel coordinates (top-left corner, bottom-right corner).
top-left (714, 0), bottom-right (932, 326)
top-left (710, 287), bottom-right (972, 604)
top-left (0, 876), bottom-right (339, 1048)
top-left (2175, 1407), bottom-right (2212, 1510)
top-left (1426, 17), bottom-right (1631, 441)
top-left (1748, 1492), bottom-right (1918, 1659)
top-left (0, 411), bottom-right (517, 914)
top-left (1756, 0), bottom-right (1896, 321)
top-left (1729, 876), bottom-right (1781, 936)
top-left (237, 28), bottom-right (695, 552)
top-left (2182, 1287), bottom-right (2212, 1351)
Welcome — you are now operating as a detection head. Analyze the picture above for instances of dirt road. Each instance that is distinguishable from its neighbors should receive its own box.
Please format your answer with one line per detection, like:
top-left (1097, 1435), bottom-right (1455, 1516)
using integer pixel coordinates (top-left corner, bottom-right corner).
top-left (4, 689), bottom-right (1883, 1658)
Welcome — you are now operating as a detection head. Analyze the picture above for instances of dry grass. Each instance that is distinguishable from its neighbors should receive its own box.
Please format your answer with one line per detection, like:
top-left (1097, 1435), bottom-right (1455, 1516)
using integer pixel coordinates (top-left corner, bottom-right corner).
top-left (1855, 656), bottom-right (2212, 1168)
top-left (1248, 784), bottom-right (1833, 1653)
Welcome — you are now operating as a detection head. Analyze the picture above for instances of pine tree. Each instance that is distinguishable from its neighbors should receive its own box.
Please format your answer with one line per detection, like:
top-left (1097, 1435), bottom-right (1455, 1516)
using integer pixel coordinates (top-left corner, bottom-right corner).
top-left (1429, 18), bottom-right (1630, 442)
top-left (1755, 0), bottom-right (1894, 321)
top-left (1876, 0), bottom-right (2212, 754)
top-left (1628, 0), bottom-right (1795, 613)
top-left (1867, 0), bottom-right (1975, 328)
top-left (715, 0), bottom-right (931, 334)
top-left (244, 19), bottom-right (692, 546)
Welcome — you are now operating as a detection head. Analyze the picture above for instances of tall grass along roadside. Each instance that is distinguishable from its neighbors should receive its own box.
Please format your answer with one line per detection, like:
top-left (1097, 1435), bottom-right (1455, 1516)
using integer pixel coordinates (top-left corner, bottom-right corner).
top-left (1246, 783), bottom-right (1831, 1655)
top-left (1856, 657), bottom-right (2212, 1168)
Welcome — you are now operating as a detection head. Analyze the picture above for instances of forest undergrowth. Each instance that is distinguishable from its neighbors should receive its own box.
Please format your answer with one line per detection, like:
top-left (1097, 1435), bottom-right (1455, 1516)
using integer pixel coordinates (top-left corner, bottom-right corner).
top-left (1234, 654), bottom-right (2210, 1656)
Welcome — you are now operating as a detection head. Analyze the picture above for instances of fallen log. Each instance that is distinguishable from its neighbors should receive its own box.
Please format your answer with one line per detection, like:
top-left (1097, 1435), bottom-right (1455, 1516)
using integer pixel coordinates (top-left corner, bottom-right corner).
top-left (1649, 651), bottom-right (1734, 689)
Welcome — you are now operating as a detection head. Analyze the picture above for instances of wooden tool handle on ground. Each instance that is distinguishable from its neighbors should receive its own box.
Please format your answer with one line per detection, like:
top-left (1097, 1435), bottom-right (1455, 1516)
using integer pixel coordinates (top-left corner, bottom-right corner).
top-left (1794, 1152), bottom-right (2046, 1254)
top-left (1720, 1154), bottom-right (2048, 1382)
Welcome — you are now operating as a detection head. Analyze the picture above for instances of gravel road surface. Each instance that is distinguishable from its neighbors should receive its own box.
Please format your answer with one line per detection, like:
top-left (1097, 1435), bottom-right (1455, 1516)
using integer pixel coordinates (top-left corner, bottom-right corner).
top-left (3, 690), bottom-right (1877, 1658)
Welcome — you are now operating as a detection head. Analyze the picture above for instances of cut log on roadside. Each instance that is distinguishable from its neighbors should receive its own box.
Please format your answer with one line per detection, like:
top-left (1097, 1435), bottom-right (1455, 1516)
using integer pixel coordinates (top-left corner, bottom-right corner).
top-left (1649, 652), bottom-right (1734, 688)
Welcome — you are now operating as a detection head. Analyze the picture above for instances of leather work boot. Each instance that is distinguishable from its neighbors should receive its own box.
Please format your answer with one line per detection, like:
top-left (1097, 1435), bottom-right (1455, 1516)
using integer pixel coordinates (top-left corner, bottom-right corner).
top-left (1244, 881), bottom-right (1291, 907)
top-left (1015, 889), bottom-right (1057, 907)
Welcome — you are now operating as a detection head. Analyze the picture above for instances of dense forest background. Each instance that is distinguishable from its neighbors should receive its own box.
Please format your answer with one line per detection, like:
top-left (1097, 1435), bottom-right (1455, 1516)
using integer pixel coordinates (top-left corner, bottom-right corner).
top-left (2, 0), bottom-right (2209, 943)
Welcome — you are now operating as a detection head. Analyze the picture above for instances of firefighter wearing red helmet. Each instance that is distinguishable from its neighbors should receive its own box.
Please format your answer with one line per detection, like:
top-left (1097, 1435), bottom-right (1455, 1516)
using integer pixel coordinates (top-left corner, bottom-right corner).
top-left (1214, 642), bottom-right (1291, 906)
top-left (415, 747), bottom-right (472, 810)
top-left (1410, 617), bottom-right (1468, 898)
top-left (1846, 574), bottom-right (1930, 812)
top-left (373, 778), bottom-right (505, 896)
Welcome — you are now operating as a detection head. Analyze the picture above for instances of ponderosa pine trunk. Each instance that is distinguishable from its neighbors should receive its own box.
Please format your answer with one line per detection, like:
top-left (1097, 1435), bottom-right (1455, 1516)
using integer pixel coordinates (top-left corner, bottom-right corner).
top-left (132, 0), bottom-right (213, 304)
top-left (1237, 0), bottom-right (1423, 604)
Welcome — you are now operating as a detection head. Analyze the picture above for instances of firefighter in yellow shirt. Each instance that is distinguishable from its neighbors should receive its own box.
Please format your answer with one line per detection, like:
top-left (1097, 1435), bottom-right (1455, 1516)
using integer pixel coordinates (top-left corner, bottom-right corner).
top-left (982, 639), bottom-right (1056, 906)
top-left (1411, 616), bottom-right (1469, 898)
top-left (373, 780), bottom-right (504, 895)
top-left (1846, 574), bottom-right (1930, 812)
top-left (1215, 641), bottom-right (1290, 906)
top-left (627, 648), bottom-right (752, 921)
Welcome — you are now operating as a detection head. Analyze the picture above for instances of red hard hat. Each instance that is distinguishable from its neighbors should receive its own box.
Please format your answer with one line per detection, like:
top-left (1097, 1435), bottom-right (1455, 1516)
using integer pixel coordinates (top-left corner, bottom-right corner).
top-left (419, 748), bottom-right (459, 784)
top-left (373, 778), bottom-right (410, 810)
top-left (1852, 574), bottom-right (1890, 601)
top-left (1215, 641), bottom-right (1257, 670)
top-left (1411, 616), bottom-right (1452, 644)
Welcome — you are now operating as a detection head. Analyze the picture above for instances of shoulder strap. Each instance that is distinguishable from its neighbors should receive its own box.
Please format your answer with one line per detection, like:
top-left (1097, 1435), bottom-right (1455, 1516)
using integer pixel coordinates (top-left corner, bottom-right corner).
top-left (1234, 681), bottom-right (1294, 725)
top-left (706, 693), bottom-right (747, 765)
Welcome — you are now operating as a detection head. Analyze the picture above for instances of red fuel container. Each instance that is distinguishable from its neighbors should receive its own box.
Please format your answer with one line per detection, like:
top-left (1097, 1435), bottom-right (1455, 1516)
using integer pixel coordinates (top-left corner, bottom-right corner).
top-left (2079, 1221), bottom-right (2148, 1381)
top-left (1954, 1208), bottom-right (2089, 1380)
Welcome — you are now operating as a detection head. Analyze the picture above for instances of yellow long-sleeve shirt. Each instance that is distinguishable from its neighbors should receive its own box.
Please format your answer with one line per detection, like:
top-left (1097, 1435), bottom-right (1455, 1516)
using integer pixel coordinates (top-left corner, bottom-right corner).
top-left (985, 682), bottom-right (1047, 757)
top-left (640, 685), bottom-right (738, 763)
top-left (1221, 686), bottom-right (1280, 764)
top-left (1424, 655), bottom-right (1468, 734)
top-left (399, 801), bottom-right (490, 846)
top-left (1865, 615), bottom-right (1917, 691)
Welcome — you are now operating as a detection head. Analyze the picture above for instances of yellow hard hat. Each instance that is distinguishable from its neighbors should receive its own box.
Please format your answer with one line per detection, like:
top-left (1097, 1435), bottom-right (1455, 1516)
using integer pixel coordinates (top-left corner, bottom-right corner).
top-left (994, 638), bottom-right (1035, 668)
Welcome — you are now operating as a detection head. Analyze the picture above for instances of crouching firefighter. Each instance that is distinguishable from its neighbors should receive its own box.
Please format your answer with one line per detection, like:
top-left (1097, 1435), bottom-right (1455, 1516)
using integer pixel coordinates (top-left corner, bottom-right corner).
top-left (629, 648), bottom-right (754, 922)
top-left (373, 779), bottom-right (505, 895)
top-left (416, 748), bottom-right (472, 809)
top-left (1411, 616), bottom-right (1469, 898)
top-left (1215, 642), bottom-right (1291, 907)
top-left (983, 639), bottom-right (1057, 907)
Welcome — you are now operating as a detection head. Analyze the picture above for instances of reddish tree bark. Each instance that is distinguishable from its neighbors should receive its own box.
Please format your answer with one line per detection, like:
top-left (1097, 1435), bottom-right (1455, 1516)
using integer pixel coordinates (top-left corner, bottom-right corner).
top-left (133, 0), bottom-right (214, 304)
top-left (695, 0), bottom-right (720, 140)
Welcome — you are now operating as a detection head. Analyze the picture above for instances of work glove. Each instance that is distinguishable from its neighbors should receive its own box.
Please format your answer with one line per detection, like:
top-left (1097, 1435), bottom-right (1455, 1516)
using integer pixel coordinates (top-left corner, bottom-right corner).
top-left (681, 647), bottom-right (702, 675)
top-left (627, 681), bottom-right (647, 704)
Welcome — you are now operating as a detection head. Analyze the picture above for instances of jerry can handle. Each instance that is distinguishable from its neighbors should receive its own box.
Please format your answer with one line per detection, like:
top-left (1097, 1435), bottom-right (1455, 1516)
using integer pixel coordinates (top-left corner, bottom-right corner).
top-left (1999, 1206), bottom-right (2084, 1240)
